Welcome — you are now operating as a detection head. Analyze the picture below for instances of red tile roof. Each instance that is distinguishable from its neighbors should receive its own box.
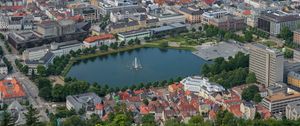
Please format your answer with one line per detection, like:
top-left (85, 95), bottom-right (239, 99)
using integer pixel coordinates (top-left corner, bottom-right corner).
top-left (204, 0), bottom-right (215, 5)
top-left (0, 6), bottom-right (24, 11)
top-left (140, 105), bottom-right (150, 114)
top-left (228, 104), bottom-right (243, 118)
top-left (243, 10), bottom-right (251, 15)
top-left (95, 103), bottom-right (104, 110)
top-left (209, 110), bottom-right (216, 120)
top-left (0, 78), bottom-right (26, 99)
top-left (134, 89), bottom-right (144, 95)
top-left (84, 34), bottom-right (114, 43)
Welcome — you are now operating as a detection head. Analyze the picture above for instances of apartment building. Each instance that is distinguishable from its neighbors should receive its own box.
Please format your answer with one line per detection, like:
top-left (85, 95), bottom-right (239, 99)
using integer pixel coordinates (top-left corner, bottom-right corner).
top-left (249, 44), bottom-right (284, 87)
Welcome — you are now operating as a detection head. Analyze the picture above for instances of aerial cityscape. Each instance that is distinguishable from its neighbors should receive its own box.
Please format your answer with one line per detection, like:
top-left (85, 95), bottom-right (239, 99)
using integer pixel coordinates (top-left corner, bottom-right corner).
top-left (1, 0), bottom-right (300, 126)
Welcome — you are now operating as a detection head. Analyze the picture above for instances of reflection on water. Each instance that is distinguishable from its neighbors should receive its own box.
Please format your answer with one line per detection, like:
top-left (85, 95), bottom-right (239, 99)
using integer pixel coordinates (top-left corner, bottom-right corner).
top-left (67, 47), bottom-right (208, 87)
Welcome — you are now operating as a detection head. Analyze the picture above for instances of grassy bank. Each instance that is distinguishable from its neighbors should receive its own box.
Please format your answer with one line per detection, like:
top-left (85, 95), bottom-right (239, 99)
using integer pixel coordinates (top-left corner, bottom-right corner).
top-left (144, 43), bottom-right (196, 51)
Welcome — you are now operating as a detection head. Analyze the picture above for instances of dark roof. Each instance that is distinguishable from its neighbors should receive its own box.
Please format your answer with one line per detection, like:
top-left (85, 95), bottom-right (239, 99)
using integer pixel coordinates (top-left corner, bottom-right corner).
top-left (179, 7), bottom-right (204, 15)
top-left (260, 11), bottom-right (300, 23)
top-left (110, 21), bottom-right (139, 29)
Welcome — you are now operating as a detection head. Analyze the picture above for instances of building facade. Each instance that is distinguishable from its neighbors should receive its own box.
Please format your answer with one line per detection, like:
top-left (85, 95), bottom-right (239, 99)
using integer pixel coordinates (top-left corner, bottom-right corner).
top-left (286, 101), bottom-right (300, 120)
top-left (257, 10), bottom-right (300, 35)
top-left (117, 30), bottom-right (150, 42)
top-left (262, 92), bottom-right (300, 114)
top-left (249, 44), bottom-right (284, 87)
top-left (83, 34), bottom-right (116, 48)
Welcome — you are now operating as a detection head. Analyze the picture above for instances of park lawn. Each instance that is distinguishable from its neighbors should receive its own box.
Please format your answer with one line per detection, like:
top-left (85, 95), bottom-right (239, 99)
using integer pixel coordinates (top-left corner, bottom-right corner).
top-left (260, 40), bottom-right (277, 47)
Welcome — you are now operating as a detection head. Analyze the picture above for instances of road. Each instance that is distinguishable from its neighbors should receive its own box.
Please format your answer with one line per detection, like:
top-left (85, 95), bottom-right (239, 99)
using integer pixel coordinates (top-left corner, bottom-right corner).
top-left (0, 39), bottom-right (50, 122)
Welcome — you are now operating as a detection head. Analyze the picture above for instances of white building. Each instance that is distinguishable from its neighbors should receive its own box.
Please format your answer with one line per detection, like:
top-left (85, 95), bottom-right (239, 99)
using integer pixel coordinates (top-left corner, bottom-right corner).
top-left (180, 76), bottom-right (225, 98)
top-left (22, 45), bottom-right (49, 61)
top-left (83, 34), bottom-right (116, 48)
top-left (50, 40), bottom-right (83, 57)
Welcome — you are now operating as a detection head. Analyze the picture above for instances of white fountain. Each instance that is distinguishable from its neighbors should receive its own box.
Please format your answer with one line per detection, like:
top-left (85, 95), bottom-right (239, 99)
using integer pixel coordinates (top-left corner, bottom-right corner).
top-left (132, 57), bottom-right (142, 70)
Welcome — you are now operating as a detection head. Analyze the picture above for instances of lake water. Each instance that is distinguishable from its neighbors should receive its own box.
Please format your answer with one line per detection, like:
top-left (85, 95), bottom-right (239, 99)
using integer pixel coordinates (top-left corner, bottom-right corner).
top-left (67, 47), bottom-right (208, 87)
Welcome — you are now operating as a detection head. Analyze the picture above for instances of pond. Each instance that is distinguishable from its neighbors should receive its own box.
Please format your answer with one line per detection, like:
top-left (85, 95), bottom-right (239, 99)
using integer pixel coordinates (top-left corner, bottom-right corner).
top-left (67, 47), bottom-right (208, 87)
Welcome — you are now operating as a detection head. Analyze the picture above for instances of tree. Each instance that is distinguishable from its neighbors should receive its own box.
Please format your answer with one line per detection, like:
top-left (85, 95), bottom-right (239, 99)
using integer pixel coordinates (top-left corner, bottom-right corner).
top-left (37, 65), bottom-right (47, 76)
top-left (244, 31), bottom-right (253, 42)
top-left (1, 111), bottom-right (15, 126)
top-left (253, 93), bottom-right (262, 103)
top-left (242, 85), bottom-right (259, 101)
top-left (39, 87), bottom-right (52, 101)
top-left (99, 45), bottom-right (109, 51)
top-left (159, 42), bottom-right (168, 48)
top-left (191, 27), bottom-right (196, 32)
top-left (165, 119), bottom-right (182, 126)
top-left (188, 115), bottom-right (204, 125)
top-left (119, 41), bottom-right (126, 47)
top-left (63, 115), bottom-right (86, 126)
top-left (0, 33), bottom-right (4, 40)
top-left (254, 112), bottom-right (262, 120)
top-left (128, 39), bottom-right (134, 45)
top-left (141, 114), bottom-right (156, 126)
top-left (143, 99), bottom-right (149, 105)
top-left (246, 72), bottom-right (256, 84)
top-left (25, 105), bottom-right (40, 126)
top-left (279, 26), bottom-right (293, 41)
top-left (134, 38), bottom-right (141, 45)
top-left (284, 49), bottom-right (294, 59)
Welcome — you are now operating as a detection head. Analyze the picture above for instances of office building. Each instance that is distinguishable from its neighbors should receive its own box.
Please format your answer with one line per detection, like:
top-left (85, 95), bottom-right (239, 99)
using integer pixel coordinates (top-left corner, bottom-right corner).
top-left (262, 92), bottom-right (300, 114)
top-left (286, 101), bottom-right (300, 120)
top-left (257, 10), bottom-right (300, 35)
top-left (117, 30), bottom-right (151, 42)
top-left (201, 10), bottom-right (244, 31)
top-left (249, 44), bottom-right (284, 87)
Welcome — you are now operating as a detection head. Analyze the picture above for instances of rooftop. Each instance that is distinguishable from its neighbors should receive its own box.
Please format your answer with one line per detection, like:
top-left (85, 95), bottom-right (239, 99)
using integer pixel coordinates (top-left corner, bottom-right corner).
top-left (84, 34), bottom-right (115, 43)
top-left (0, 78), bottom-right (26, 99)
top-left (260, 10), bottom-right (300, 23)
top-left (264, 92), bottom-right (300, 102)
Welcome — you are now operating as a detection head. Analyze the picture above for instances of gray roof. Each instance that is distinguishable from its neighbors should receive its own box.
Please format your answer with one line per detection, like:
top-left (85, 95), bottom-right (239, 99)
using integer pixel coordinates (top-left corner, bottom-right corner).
top-left (25, 52), bottom-right (54, 65)
top-left (260, 10), bottom-right (300, 23)
top-left (66, 92), bottom-right (102, 111)
top-left (179, 7), bottom-right (203, 15)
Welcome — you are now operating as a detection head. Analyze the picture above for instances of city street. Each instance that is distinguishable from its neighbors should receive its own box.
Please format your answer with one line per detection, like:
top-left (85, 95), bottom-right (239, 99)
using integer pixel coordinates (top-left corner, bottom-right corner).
top-left (0, 39), bottom-right (50, 122)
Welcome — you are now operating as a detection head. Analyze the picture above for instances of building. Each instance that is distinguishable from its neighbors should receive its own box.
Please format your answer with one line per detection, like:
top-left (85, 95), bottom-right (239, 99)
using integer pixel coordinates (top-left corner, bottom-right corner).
top-left (201, 9), bottom-right (228, 24)
top-left (66, 93), bottom-right (103, 117)
top-left (109, 6), bottom-right (146, 23)
top-left (286, 101), bottom-right (300, 120)
top-left (201, 10), bottom-right (244, 31)
top-left (50, 40), bottom-right (83, 57)
top-left (240, 101), bottom-right (256, 120)
top-left (262, 92), bottom-right (300, 114)
top-left (22, 45), bottom-right (49, 60)
top-left (70, 4), bottom-right (99, 22)
top-left (267, 82), bottom-right (287, 96)
top-left (7, 21), bottom-right (90, 50)
top-left (149, 22), bottom-right (187, 36)
top-left (83, 34), bottom-right (116, 48)
top-left (177, 6), bottom-right (204, 24)
top-left (257, 10), bottom-right (300, 35)
top-left (180, 76), bottom-right (225, 98)
top-left (108, 20), bottom-right (144, 34)
top-left (249, 44), bottom-right (284, 87)
top-left (24, 52), bottom-right (55, 75)
top-left (287, 71), bottom-right (300, 89)
top-left (117, 30), bottom-right (151, 42)
top-left (97, 0), bottom-right (139, 15)
top-left (0, 78), bottom-right (26, 104)
top-left (293, 30), bottom-right (300, 45)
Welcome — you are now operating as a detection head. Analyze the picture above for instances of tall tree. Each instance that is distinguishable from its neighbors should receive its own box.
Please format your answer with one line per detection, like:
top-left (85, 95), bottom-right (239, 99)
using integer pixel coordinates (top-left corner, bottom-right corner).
top-left (1, 111), bottom-right (15, 126)
top-left (24, 105), bottom-right (40, 126)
